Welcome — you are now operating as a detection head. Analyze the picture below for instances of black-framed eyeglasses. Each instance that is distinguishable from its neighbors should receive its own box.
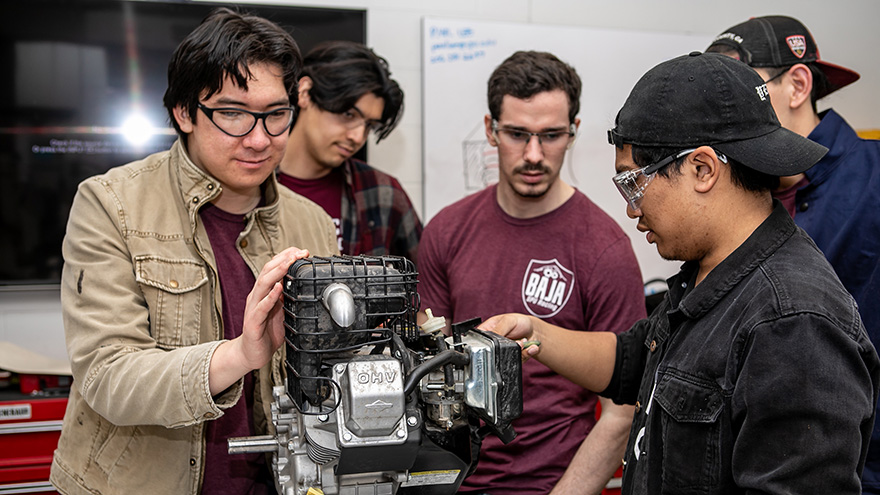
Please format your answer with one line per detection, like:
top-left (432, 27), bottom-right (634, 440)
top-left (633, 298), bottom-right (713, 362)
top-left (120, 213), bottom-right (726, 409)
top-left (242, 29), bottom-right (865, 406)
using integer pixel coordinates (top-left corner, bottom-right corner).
top-left (197, 103), bottom-right (296, 137)
top-left (491, 119), bottom-right (576, 151)
top-left (762, 66), bottom-right (792, 84)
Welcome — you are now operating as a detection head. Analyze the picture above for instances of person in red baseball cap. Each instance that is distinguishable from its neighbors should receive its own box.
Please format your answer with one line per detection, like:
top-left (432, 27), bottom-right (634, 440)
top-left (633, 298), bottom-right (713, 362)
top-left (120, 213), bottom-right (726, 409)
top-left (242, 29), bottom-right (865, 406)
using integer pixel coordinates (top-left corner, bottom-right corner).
top-left (709, 17), bottom-right (880, 493)
top-left (707, 15), bottom-right (859, 101)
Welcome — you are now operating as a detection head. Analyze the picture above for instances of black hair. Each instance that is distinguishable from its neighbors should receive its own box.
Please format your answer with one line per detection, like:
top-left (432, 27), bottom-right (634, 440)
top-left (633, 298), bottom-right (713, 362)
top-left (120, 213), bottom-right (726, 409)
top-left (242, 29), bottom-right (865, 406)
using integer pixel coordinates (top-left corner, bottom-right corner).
top-left (162, 7), bottom-right (302, 137)
top-left (631, 145), bottom-right (779, 193)
top-left (804, 63), bottom-right (830, 113)
top-left (705, 43), bottom-right (747, 63)
top-left (302, 41), bottom-right (403, 142)
top-left (487, 51), bottom-right (581, 124)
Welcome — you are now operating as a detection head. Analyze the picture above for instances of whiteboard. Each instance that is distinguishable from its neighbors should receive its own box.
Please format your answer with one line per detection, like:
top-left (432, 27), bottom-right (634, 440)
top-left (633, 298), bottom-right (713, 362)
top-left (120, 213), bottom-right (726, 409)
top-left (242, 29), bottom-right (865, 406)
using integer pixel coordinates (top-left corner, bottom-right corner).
top-left (421, 17), bottom-right (713, 283)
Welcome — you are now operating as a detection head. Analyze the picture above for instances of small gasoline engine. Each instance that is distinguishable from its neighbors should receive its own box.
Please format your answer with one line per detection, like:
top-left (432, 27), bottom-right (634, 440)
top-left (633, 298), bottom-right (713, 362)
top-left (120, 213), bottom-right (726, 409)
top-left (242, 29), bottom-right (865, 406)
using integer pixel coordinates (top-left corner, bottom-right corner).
top-left (228, 255), bottom-right (522, 495)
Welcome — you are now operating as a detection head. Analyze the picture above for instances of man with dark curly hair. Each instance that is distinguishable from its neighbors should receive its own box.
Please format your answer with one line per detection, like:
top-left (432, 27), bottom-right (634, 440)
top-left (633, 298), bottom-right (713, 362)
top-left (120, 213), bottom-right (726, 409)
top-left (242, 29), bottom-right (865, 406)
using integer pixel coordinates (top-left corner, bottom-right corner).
top-left (278, 41), bottom-right (422, 264)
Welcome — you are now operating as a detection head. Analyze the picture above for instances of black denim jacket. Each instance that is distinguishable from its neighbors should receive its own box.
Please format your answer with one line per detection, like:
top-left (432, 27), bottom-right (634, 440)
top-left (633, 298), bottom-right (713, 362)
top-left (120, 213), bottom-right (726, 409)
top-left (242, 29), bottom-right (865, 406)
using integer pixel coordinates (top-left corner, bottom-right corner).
top-left (604, 202), bottom-right (880, 494)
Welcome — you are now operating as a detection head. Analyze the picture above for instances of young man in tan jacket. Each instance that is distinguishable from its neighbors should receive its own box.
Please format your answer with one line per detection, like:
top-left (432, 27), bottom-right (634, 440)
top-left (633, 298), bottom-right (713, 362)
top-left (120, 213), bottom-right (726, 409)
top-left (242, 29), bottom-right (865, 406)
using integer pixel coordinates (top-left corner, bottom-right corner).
top-left (50, 8), bottom-right (337, 494)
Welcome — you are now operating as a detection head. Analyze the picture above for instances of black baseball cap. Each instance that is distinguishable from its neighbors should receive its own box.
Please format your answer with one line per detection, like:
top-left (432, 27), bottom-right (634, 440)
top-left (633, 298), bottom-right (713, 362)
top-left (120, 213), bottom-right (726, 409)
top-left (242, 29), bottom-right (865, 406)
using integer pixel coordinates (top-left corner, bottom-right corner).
top-left (608, 52), bottom-right (827, 176)
top-left (707, 15), bottom-right (860, 99)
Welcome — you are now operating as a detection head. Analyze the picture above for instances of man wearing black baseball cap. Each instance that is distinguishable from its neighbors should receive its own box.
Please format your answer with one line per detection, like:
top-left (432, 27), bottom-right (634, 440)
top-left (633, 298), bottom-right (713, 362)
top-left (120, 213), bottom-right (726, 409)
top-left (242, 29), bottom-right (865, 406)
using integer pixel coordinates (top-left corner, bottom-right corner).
top-left (708, 16), bottom-right (880, 493)
top-left (478, 51), bottom-right (879, 494)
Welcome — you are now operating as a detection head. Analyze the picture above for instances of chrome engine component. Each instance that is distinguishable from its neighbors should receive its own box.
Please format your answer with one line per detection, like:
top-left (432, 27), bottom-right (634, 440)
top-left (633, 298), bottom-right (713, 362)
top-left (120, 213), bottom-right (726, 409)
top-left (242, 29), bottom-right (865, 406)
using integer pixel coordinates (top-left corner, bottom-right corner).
top-left (228, 255), bottom-right (522, 495)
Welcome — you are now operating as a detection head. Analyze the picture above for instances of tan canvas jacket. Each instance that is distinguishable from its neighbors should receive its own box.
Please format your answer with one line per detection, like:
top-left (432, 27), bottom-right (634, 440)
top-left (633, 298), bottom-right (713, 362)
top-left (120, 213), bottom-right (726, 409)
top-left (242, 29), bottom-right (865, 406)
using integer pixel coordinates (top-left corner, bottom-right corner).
top-left (50, 139), bottom-right (338, 494)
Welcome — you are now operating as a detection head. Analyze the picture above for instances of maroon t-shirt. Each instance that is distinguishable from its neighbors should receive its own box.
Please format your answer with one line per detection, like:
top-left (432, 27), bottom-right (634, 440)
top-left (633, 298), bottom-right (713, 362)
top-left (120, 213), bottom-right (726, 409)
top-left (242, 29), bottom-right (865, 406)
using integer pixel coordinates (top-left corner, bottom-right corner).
top-left (418, 186), bottom-right (646, 494)
top-left (277, 169), bottom-right (344, 253)
top-left (199, 204), bottom-right (274, 495)
top-left (772, 175), bottom-right (811, 218)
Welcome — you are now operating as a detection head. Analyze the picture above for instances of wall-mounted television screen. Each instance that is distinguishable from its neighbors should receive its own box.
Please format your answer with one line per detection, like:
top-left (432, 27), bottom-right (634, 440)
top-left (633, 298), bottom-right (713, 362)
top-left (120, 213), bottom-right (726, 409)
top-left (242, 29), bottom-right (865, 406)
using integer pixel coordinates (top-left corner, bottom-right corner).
top-left (0, 0), bottom-right (365, 285)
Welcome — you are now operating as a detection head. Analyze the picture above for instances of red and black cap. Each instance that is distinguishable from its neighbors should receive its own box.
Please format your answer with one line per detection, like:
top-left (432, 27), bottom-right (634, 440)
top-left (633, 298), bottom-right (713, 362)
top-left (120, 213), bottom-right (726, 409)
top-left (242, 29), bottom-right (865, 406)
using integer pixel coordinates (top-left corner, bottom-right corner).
top-left (707, 15), bottom-right (860, 99)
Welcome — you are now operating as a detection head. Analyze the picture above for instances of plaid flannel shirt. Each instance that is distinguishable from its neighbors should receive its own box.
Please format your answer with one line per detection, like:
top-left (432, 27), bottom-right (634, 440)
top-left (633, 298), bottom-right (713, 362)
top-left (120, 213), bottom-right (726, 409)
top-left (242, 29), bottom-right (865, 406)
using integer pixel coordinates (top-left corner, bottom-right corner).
top-left (339, 159), bottom-right (422, 264)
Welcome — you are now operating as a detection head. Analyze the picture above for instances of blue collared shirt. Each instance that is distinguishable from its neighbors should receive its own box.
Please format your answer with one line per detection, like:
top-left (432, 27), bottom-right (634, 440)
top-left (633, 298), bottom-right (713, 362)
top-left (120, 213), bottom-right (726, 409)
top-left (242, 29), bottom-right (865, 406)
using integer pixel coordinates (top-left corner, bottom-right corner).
top-left (795, 109), bottom-right (880, 492)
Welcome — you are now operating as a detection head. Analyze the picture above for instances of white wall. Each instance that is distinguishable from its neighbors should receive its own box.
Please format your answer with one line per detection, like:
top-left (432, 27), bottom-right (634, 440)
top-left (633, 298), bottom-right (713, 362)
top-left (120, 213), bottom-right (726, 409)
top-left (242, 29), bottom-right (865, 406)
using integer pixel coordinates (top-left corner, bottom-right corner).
top-left (2, 0), bottom-right (878, 360)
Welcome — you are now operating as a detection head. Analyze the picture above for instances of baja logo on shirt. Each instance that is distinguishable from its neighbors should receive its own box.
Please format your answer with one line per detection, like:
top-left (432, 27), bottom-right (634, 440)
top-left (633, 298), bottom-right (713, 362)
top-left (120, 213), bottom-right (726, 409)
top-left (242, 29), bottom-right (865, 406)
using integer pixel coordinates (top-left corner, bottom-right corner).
top-left (786, 35), bottom-right (807, 58)
top-left (521, 259), bottom-right (574, 318)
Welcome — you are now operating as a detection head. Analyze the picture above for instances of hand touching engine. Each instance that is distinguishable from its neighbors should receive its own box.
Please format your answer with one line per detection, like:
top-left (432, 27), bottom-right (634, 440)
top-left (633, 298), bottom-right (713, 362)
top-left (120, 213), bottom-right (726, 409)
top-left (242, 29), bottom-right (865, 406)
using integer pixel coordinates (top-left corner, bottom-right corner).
top-left (479, 313), bottom-right (618, 391)
top-left (209, 247), bottom-right (310, 395)
top-left (479, 313), bottom-right (542, 360)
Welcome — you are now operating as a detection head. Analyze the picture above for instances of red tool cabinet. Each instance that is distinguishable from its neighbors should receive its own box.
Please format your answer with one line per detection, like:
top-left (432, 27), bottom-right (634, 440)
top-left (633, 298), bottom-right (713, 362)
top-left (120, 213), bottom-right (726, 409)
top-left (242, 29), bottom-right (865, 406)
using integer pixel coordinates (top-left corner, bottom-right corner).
top-left (0, 382), bottom-right (66, 494)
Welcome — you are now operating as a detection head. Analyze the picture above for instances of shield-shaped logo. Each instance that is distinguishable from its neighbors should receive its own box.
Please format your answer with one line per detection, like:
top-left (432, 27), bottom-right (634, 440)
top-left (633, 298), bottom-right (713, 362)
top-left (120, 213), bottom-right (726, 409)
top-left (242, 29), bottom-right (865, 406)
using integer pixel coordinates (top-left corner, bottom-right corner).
top-left (521, 259), bottom-right (575, 318)
top-left (786, 35), bottom-right (807, 58)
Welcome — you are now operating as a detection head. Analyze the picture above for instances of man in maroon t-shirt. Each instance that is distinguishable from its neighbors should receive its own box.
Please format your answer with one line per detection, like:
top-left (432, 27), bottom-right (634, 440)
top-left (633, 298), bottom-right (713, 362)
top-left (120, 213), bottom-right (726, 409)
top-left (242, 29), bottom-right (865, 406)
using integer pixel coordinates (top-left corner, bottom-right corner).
top-left (418, 51), bottom-right (646, 494)
top-left (278, 41), bottom-right (422, 263)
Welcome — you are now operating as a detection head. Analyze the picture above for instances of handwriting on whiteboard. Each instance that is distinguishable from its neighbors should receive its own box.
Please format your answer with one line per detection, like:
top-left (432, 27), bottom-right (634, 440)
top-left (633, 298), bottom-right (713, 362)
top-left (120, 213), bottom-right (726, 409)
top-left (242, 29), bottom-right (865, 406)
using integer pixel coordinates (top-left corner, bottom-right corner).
top-left (428, 25), bottom-right (497, 64)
